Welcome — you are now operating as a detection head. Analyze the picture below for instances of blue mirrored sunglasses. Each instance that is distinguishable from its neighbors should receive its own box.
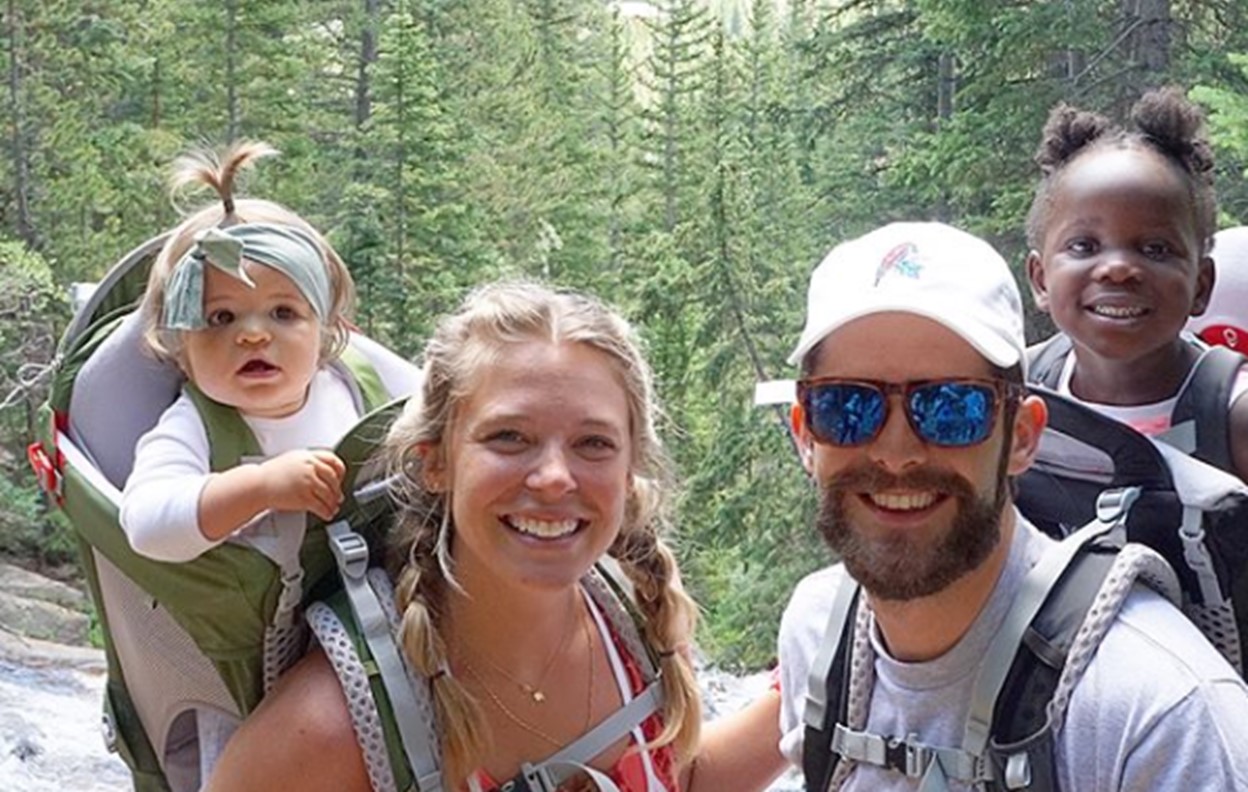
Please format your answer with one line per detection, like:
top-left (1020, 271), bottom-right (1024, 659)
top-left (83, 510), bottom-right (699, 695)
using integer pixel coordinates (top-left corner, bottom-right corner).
top-left (796, 377), bottom-right (1021, 448)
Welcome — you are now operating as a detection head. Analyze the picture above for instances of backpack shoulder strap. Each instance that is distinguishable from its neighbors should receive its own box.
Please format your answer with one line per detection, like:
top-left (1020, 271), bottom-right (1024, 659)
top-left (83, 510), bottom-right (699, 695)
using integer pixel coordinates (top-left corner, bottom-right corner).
top-left (1026, 334), bottom-right (1073, 389)
top-left (800, 572), bottom-right (861, 792)
top-left (323, 521), bottom-right (444, 792)
top-left (977, 524), bottom-right (1121, 792)
top-left (808, 492), bottom-right (1148, 792)
top-left (492, 562), bottom-right (665, 792)
top-left (184, 383), bottom-right (263, 471)
top-left (585, 557), bottom-right (661, 683)
top-left (1166, 344), bottom-right (1245, 471)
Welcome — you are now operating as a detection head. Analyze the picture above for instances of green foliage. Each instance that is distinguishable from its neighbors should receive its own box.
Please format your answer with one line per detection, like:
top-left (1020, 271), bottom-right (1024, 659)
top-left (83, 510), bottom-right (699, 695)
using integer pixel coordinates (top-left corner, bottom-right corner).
top-left (1195, 62), bottom-right (1248, 161)
top-left (1193, 52), bottom-right (1248, 222)
top-left (0, 239), bottom-right (73, 566)
top-left (4, 0), bottom-right (1248, 667)
top-left (0, 474), bottom-right (76, 566)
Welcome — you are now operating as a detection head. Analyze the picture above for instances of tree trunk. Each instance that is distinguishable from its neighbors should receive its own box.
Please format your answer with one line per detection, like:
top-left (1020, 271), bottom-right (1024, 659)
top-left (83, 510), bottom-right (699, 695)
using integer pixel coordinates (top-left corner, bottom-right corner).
top-left (937, 51), bottom-right (955, 122)
top-left (226, 0), bottom-right (239, 141)
top-left (5, 0), bottom-right (37, 249)
top-left (355, 0), bottom-right (378, 132)
top-left (1125, 0), bottom-right (1171, 84)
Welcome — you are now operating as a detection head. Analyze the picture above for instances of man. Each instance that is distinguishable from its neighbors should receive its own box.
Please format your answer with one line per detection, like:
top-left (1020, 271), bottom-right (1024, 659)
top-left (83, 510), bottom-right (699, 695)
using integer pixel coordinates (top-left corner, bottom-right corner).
top-left (777, 222), bottom-right (1248, 790)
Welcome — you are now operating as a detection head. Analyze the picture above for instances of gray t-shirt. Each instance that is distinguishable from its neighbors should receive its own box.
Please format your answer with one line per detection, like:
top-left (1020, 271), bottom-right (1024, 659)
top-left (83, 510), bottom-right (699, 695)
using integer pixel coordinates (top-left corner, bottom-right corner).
top-left (777, 514), bottom-right (1248, 790)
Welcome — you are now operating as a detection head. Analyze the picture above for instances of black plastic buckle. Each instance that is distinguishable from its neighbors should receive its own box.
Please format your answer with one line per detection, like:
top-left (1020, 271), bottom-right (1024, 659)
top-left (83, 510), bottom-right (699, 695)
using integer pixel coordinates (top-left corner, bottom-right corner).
top-left (884, 735), bottom-right (908, 774)
top-left (498, 764), bottom-right (554, 792)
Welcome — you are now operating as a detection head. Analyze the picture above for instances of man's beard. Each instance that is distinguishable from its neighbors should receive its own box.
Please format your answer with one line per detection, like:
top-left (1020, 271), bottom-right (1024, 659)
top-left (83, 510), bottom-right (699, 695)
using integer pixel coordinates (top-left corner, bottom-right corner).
top-left (815, 462), bottom-right (1007, 601)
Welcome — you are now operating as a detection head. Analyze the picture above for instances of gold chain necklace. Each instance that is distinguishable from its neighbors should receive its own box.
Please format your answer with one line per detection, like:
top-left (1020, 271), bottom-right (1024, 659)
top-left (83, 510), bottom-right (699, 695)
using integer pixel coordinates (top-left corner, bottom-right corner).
top-left (470, 596), bottom-right (578, 704)
top-left (459, 604), bottom-right (596, 747)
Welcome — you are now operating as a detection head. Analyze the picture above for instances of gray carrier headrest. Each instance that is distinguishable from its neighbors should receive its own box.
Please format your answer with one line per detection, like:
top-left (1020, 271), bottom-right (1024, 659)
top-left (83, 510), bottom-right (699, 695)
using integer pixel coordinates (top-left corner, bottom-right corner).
top-left (68, 311), bottom-right (185, 489)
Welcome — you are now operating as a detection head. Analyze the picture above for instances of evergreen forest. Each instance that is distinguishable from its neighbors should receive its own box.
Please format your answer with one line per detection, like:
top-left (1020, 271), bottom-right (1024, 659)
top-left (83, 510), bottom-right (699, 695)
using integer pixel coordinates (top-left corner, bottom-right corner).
top-left (4, 0), bottom-right (1248, 669)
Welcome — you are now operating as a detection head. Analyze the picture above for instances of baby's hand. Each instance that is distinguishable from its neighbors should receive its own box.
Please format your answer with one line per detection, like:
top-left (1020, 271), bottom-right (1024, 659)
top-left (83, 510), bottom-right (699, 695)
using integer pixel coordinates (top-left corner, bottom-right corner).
top-left (259, 449), bottom-right (347, 520)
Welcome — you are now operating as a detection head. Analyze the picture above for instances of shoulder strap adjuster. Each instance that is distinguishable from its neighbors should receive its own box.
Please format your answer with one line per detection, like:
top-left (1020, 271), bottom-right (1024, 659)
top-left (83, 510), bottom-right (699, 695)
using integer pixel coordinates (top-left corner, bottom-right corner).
top-left (1094, 486), bottom-right (1141, 525)
top-left (329, 521), bottom-right (370, 580)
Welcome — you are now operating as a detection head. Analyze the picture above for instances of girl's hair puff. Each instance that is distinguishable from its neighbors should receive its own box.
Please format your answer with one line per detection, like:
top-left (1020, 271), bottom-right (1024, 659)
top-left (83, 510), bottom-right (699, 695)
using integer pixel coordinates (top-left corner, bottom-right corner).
top-left (1026, 86), bottom-right (1216, 253)
top-left (383, 280), bottom-right (701, 782)
top-left (140, 140), bottom-right (355, 367)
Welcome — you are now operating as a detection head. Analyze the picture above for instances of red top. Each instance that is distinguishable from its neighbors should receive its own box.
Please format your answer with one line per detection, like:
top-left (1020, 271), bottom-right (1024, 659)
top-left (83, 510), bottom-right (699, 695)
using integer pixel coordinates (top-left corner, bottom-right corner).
top-left (467, 620), bottom-right (677, 792)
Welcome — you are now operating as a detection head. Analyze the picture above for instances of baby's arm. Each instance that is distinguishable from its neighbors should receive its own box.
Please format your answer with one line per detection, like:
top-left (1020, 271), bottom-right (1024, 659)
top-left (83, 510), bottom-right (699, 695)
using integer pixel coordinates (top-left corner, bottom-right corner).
top-left (121, 395), bottom-right (346, 562)
top-left (197, 449), bottom-right (345, 542)
top-left (121, 396), bottom-right (218, 562)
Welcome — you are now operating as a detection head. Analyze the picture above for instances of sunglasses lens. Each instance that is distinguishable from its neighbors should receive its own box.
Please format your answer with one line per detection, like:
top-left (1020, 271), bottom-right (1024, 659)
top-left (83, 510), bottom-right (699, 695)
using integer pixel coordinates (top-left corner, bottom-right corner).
top-left (807, 383), bottom-right (886, 446)
top-left (908, 382), bottom-right (996, 446)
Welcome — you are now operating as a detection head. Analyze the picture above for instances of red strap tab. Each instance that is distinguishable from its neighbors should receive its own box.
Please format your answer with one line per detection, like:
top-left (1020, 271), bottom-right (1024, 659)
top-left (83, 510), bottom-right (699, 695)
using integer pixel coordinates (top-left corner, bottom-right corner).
top-left (27, 441), bottom-right (64, 505)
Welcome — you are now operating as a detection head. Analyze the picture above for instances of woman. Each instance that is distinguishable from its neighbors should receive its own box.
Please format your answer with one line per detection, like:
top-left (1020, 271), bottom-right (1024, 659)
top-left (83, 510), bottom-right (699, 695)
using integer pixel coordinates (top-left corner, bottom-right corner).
top-left (205, 281), bottom-right (785, 792)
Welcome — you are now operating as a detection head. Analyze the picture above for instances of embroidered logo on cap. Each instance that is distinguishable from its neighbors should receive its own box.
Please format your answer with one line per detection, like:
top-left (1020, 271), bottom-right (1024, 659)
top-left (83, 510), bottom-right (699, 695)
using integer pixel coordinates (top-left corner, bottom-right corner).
top-left (874, 242), bottom-right (922, 286)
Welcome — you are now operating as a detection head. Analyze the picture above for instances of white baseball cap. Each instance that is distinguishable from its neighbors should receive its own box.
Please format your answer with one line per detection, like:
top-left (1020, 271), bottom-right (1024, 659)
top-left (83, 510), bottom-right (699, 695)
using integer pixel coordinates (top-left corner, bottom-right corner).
top-left (1186, 226), bottom-right (1248, 352)
top-left (788, 222), bottom-right (1026, 373)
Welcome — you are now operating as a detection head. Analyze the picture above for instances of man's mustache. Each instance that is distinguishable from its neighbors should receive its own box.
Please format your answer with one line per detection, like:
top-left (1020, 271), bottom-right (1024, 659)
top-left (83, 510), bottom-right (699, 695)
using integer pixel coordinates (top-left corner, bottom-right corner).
top-left (821, 463), bottom-right (976, 501)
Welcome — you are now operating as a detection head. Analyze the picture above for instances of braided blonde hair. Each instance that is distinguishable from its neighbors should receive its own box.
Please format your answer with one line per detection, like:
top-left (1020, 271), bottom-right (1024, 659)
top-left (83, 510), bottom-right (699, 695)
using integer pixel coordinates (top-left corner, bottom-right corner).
top-left (140, 140), bottom-right (356, 368)
top-left (384, 280), bottom-right (701, 783)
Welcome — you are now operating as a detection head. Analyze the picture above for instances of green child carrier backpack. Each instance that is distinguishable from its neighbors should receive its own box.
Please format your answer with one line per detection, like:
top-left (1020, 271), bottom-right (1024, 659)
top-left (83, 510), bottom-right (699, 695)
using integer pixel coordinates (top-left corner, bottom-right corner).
top-left (26, 233), bottom-right (420, 792)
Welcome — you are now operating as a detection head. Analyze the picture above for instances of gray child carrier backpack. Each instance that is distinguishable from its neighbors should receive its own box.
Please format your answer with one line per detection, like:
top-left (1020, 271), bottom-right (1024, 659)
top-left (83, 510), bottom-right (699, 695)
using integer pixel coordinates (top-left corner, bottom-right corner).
top-left (27, 233), bottom-right (418, 792)
top-left (1022, 334), bottom-right (1248, 673)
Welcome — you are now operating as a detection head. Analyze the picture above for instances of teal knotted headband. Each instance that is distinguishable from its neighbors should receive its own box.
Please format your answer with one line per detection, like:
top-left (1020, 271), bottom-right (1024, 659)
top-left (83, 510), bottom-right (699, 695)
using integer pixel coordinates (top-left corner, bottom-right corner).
top-left (161, 223), bottom-right (332, 330)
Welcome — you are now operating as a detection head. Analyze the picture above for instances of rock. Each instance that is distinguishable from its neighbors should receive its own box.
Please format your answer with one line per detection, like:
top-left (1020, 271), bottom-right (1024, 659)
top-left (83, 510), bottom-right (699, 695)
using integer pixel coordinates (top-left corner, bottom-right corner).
top-left (0, 563), bottom-right (89, 613)
top-left (0, 591), bottom-right (90, 646)
top-left (0, 628), bottom-right (106, 673)
top-left (0, 562), bottom-right (92, 647)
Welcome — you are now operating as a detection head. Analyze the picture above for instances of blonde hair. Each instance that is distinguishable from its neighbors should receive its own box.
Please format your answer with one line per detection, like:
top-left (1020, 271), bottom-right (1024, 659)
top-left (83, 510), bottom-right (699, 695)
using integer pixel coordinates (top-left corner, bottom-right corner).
top-left (140, 140), bottom-right (356, 367)
top-left (384, 281), bottom-right (701, 783)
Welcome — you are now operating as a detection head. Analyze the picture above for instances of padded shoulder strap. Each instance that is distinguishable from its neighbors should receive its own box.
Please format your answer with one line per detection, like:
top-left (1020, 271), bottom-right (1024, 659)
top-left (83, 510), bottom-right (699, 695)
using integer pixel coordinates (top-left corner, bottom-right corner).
top-left (184, 383), bottom-right (263, 471)
top-left (1168, 344), bottom-right (1244, 471)
top-left (1026, 335), bottom-right (1073, 389)
top-left (988, 540), bottom-right (1116, 740)
top-left (801, 574), bottom-right (861, 792)
top-left (1030, 385), bottom-right (1173, 490)
top-left (327, 521), bottom-right (444, 792)
top-left (587, 557), bottom-right (660, 682)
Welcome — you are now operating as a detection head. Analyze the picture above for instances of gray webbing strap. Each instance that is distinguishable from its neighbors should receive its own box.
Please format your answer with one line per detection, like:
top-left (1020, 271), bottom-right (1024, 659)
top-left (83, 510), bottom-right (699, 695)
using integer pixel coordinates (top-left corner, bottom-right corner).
top-left (1157, 420), bottom-right (1197, 454)
top-left (267, 511), bottom-right (307, 630)
top-left (1178, 504), bottom-right (1226, 606)
top-left (233, 457), bottom-right (308, 632)
top-left (328, 520), bottom-right (444, 792)
top-left (962, 489), bottom-right (1137, 756)
top-left (534, 682), bottom-right (664, 787)
top-left (803, 572), bottom-right (861, 731)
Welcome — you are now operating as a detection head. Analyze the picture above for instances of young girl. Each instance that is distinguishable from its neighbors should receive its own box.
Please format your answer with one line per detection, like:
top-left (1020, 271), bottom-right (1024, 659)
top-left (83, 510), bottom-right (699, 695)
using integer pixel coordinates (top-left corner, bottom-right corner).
top-left (119, 140), bottom-right (418, 782)
top-left (1024, 86), bottom-right (1248, 481)
top-left (203, 281), bottom-right (786, 792)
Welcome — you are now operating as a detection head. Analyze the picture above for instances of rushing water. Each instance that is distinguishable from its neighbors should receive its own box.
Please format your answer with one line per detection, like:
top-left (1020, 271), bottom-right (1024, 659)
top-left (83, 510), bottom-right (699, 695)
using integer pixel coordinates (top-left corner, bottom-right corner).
top-left (0, 660), bottom-right (131, 791)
